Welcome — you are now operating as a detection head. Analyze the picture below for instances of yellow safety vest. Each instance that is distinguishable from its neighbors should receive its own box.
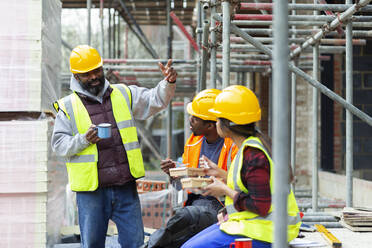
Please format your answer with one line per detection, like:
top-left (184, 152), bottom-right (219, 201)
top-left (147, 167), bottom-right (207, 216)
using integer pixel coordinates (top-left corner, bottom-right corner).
top-left (220, 137), bottom-right (301, 243)
top-left (53, 84), bottom-right (145, 192)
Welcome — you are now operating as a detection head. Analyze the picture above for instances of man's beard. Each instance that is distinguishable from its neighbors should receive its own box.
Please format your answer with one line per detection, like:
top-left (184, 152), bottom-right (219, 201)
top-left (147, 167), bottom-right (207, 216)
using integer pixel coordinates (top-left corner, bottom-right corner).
top-left (79, 75), bottom-right (106, 96)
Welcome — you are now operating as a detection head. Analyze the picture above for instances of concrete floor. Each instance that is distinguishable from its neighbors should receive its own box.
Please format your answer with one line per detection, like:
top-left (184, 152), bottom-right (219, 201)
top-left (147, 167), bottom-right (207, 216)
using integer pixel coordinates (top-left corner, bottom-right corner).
top-left (297, 228), bottom-right (372, 248)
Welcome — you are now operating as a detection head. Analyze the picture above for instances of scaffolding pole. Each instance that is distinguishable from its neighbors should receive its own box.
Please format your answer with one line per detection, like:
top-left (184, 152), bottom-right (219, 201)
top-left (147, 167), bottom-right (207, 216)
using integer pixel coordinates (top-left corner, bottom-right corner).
top-left (345, 0), bottom-right (354, 208)
top-left (232, 20), bottom-right (372, 28)
top-left (87, 0), bottom-right (91, 45)
top-left (239, 28), bottom-right (372, 38)
top-left (201, 20), bottom-right (210, 90)
top-left (100, 0), bottom-right (105, 57)
top-left (166, 0), bottom-right (173, 159)
top-left (272, 0), bottom-right (290, 246)
top-left (233, 14), bottom-right (372, 22)
top-left (117, 0), bottom-right (159, 59)
top-left (196, 1), bottom-right (202, 91)
top-left (290, 0), bottom-right (297, 192)
top-left (290, 0), bottom-right (372, 58)
top-left (212, 13), bottom-right (372, 126)
top-left (230, 37), bottom-right (366, 45)
top-left (312, 3), bottom-right (320, 211)
top-left (210, 0), bottom-right (217, 88)
top-left (239, 3), bottom-right (372, 12)
top-left (222, 1), bottom-right (231, 88)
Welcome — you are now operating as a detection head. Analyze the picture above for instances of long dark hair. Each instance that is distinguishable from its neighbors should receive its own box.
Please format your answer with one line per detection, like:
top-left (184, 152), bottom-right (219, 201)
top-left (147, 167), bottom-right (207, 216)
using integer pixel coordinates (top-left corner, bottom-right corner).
top-left (219, 118), bottom-right (296, 183)
top-left (219, 118), bottom-right (272, 155)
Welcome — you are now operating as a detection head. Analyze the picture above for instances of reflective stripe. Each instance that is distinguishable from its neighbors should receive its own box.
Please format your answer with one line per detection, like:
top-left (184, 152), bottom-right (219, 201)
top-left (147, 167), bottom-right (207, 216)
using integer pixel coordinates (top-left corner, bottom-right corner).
top-left (227, 204), bottom-right (301, 225)
top-left (232, 139), bottom-right (268, 192)
top-left (226, 204), bottom-right (238, 215)
top-left (227, 144), bottom-right (233, 171)
top-left (69, 154), bottom-right (96, 163)
top-left (64, 96), bottom-right (79, 135)
top-left (232, 148), bottom-right (241, 192)
top-left (113, 84), bottom-right (131, 109)
top-left (117, 119), bottom-right (135, 129)
top-left (124, 141), bottom-right (140, 151)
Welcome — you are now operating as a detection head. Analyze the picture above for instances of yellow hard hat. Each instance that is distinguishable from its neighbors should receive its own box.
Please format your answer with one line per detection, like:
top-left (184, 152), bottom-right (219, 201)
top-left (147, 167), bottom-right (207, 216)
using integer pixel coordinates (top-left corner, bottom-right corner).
top-left (209, 85), bottom-right (261, 125)
top-left (187, 88), bottom-right (222, 121)
top-left (69, 45), bottom-right (103, 73)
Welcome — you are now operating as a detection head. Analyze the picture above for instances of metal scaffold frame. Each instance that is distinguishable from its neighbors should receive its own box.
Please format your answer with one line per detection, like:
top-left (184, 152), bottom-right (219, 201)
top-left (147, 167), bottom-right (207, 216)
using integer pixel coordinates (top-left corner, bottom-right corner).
top-left (79, 1), bottom-right (372, 240)
top-left (195, 0), bottom-right (372, 246)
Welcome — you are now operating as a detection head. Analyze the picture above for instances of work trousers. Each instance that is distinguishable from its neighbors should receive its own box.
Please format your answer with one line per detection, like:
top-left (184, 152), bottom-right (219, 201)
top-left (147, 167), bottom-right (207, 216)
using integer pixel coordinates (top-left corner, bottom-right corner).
top-left (76, 181), bottom-right (144, 248)
top-left (181, 223), bottom-right (271, 248)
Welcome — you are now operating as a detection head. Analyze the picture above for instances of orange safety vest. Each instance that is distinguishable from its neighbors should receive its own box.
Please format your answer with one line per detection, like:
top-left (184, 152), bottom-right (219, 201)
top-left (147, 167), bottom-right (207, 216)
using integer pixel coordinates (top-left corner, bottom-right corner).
top-left (182, 134), bottom-right (238, 171)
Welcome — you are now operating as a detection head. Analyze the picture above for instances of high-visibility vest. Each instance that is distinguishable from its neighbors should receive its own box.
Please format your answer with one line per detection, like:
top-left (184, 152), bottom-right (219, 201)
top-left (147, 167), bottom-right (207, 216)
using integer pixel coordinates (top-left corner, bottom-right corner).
top-left (220, 137), bottom-right (301, 243)
top-left (53, 84), bottom-right (144, 192)
top-left (182, 134), bottom-right (238, 171)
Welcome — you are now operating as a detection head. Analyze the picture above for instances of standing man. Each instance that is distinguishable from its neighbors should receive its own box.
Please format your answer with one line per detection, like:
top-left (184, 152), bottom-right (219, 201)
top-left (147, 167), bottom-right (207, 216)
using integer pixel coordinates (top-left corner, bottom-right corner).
top-left (51, 45), bottom-right (177, 248)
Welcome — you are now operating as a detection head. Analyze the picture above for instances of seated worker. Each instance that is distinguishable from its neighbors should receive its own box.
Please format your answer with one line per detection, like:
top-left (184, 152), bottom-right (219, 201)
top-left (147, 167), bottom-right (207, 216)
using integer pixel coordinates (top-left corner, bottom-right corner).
top-left (181, 85), bottom-right (301, 248)
top-left (161, 88), bottom-right (238, 210)
top-left (150, 89), bottom-right (238, 248)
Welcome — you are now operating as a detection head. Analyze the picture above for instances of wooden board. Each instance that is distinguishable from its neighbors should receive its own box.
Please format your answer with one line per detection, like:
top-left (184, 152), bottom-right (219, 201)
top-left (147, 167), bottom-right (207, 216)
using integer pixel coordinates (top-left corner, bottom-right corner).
top-left (169, 167), bottom-right (206, 177)
top-left (340, 220), bottom-right (372, 232)
top-left (181, 178), bottom-right (212, 188)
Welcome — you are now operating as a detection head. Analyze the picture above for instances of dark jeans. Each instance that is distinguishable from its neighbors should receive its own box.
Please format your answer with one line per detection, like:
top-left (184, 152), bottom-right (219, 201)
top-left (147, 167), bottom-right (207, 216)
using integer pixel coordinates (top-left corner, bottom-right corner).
top-left (76, 182), bottom-right (144, 248)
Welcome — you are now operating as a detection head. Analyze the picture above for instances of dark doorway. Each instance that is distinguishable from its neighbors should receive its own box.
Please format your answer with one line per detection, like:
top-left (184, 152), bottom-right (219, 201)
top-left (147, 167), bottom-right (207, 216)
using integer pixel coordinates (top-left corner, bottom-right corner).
top-left (320, 54), bottom-right (335, 172)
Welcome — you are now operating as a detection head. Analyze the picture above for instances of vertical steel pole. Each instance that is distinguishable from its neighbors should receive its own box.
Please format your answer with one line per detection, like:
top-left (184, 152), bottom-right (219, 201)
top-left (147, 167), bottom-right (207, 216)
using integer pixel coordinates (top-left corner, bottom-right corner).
top-left (87, 0), bottom-right (91, 45)
top-left (167, 0), bottom-right (173, 159)
top-left (124, 24), bottom-right (128, 59)
top-left (312, 2), bottom-right (319, 212)
top-left (196, 1), bottom-right (202, 92)
top-left (291, 0), bottom-right (297, 191)
top-left (113, 11), bottom-right (116, 59)
top-left (346, 0), bottom-right (354, 207)
top-left (210, 0), bottom-right (217, 88)
top-left (222, 1), bottom-right (231, 88)
top-left (117, 13), bottom-right (121, 58)
top-left (242, 72), bottom-right (247, 86)
top-left (273, 0), bottom-right (289, 247)
top-left (184, 97), bottom-right (191, 145)
top-left (100, 0), bottom-right (105, 58)
top-left (201, 20), bottom-right (210, 90)
top-left (108, 8), bottom-right (112, 58)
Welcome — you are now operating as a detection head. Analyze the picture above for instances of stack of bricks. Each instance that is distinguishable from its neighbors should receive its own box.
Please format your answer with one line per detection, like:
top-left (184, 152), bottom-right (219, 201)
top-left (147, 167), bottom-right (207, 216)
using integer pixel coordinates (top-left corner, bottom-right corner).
top-left (0, 1), bottom-right (63, 247)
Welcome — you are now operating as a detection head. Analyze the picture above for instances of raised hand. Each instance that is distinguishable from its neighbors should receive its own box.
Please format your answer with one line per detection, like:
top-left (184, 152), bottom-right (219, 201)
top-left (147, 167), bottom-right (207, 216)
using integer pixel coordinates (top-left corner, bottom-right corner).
top-left (158, 59), bottom-right (177, 83)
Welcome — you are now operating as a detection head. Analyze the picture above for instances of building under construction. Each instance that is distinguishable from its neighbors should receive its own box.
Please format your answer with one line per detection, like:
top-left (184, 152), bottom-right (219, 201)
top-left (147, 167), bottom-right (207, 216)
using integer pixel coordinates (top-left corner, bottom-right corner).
top-left (0, 0), bottom-right (371, 247)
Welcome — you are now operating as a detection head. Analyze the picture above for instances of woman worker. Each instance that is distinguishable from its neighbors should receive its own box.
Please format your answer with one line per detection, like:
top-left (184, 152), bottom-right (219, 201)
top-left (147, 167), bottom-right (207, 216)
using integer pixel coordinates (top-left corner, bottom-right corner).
top-left (181, 85), bottom-right (301, 248)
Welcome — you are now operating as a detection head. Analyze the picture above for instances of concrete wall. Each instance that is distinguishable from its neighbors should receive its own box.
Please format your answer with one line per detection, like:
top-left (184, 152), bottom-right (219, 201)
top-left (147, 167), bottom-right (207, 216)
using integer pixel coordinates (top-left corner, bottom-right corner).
top-left (319, 171), bottom-right (372, 207)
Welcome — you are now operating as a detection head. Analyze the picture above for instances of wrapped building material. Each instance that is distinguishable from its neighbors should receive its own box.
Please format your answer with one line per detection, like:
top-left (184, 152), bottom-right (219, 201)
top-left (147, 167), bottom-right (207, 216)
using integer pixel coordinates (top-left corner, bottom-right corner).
top-left (0, 0), bottom-right (61, 112)
top-left (0, 119), bottom-right (68, 248)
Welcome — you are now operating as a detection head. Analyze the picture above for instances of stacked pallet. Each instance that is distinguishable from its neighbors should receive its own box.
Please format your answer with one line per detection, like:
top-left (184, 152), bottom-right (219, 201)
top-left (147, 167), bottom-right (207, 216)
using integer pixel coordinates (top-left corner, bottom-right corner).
top-left (0, 120), bottom-right (67, 247)
top-left (0, 0), bottom-right (63, 247)
top-left (340, 207), bottom-right (372, 231)
top-left (0, 0), bottom-right (61, 112)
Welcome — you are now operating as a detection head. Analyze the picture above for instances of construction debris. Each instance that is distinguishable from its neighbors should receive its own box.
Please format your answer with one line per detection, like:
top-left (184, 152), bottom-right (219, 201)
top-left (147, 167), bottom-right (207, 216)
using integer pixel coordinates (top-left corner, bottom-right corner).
top-left (340, 207), bottom-right (372, 232)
